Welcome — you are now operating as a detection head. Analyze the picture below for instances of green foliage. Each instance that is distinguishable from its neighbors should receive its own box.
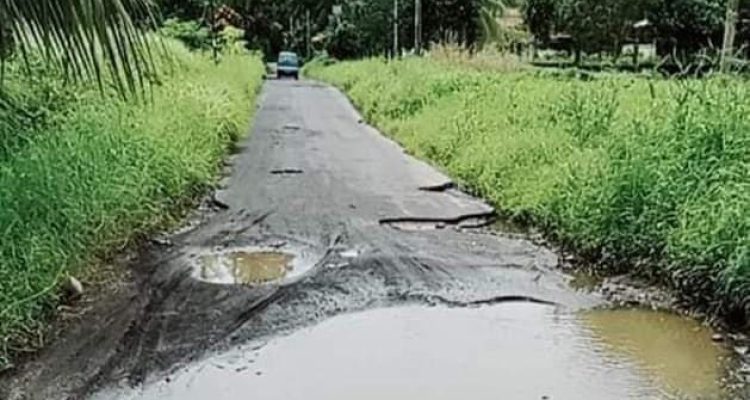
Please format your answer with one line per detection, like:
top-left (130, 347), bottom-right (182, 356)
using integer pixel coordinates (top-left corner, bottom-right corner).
top-left (0, 39), bottom-right (264, 368)
top-left (220, 26), bottom-right (250, 55)
top-left (155, 0), bottom-right (207, 19)
top-left (183, 0), bottom-right (506, 59)
top-left (523, 0), bottom-right (556, 41)
top-left (161, 18), bottom-right (212, 50)
top-left (160, 18), bottom-right (248, 56)
top-left (308, 58), bottom-right (750, 317)
top-left (523, 0), bottom-right (734, 62)
top-left (647, 0), bottom-right (727, 56)
top-left (0, 0), bottom-right (158, 96)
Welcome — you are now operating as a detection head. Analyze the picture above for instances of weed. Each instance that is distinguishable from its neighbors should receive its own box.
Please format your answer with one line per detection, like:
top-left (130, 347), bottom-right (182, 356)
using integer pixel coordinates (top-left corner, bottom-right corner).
top-left (0, 40), bottom-right (264, 368)
top-left (307, 58), bottom-right (750, 319)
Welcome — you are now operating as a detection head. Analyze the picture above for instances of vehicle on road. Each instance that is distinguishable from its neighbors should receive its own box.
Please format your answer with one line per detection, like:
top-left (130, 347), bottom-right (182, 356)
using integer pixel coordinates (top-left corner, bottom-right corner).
top-left (277, 51), bottom-right (300, 80)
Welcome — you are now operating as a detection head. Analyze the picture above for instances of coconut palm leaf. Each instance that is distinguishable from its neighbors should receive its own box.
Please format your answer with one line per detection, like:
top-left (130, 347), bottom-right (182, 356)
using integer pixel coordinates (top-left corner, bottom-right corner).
top-left (0, 0), bottom-right (158, 95)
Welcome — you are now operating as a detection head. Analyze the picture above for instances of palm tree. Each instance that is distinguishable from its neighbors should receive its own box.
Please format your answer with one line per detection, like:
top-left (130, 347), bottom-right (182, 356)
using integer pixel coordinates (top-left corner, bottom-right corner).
top-left (478, 0), bottom-right (507, 44)
top-left (0, 0), bottom-right (158, 95)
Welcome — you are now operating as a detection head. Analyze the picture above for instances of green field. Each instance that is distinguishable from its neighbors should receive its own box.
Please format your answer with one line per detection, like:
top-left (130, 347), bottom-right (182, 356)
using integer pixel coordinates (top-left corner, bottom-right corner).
top-left (307, 57), bottom-right (750, 318)
top-left (0, 40), bottom-right (265, 367)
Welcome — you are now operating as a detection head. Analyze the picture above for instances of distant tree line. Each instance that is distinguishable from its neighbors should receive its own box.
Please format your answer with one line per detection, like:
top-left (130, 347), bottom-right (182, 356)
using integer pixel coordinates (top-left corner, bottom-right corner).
top-left (523, 0), bottom-right (750, 64)
top-left (155, 0), bottom-right (506, 59)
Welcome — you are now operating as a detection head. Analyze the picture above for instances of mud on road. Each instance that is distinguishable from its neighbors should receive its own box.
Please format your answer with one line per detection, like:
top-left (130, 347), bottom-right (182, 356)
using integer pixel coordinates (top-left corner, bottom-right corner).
top-left (0, 80), bottom-right (740, 400)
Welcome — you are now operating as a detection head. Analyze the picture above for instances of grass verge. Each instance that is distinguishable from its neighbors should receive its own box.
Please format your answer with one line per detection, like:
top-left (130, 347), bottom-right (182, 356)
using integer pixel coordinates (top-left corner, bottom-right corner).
top-left (0, 40), bottom-right (265, 368)
top-left (306, 57), bottom-right (749, 322)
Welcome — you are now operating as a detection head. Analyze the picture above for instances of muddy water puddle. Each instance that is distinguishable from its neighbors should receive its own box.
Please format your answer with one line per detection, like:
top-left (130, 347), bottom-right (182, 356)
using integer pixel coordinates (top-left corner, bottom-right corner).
top-left (583, 308), bottom-right (732, 399)
top-left (95, 304), bottom-right (735, 400)
top-left (190, 247), bottom-right (317, 285)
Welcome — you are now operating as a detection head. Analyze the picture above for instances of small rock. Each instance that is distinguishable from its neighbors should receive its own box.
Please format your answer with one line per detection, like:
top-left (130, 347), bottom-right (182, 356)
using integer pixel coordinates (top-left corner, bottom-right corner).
top-left (735, 346), bottom-right (749, 356)
top-left (65, 277), bottom-right (84, 299)
top-left (255, 371), bottom-right (263, 376)
top-left (712, 334), bottom-right (724, 342)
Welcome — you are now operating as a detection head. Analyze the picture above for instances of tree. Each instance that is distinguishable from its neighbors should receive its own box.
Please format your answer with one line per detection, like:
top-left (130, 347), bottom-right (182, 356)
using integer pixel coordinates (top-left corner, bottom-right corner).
top-left (0, 0), bottom-right (158, 95)
top-left (647, 0), bottom-right (727, 59)
top-left (523, 0), bottom-right (557, 44)
top-left (523, 0), bottom-right (728, 65)
top-left (156, 0), bottom-right (507, 59)
top-left (478, 0), bottom-right (507, 46)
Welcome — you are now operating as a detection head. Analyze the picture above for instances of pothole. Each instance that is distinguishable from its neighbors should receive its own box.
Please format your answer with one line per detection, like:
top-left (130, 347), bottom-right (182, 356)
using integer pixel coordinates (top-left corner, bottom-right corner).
top-left (380, 214), bottom-right (495, 231)
top-left (190, 246), bottom-right (318, 286)
top-left (93, 304), bottom-right (738, 400)
top-left (270, 169), bottom-right (303, 175)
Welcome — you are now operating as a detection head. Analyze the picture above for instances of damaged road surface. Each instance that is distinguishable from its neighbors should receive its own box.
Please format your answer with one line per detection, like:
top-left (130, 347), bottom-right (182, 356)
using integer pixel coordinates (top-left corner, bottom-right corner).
top-left (1, 80), bottom-right (735, 400)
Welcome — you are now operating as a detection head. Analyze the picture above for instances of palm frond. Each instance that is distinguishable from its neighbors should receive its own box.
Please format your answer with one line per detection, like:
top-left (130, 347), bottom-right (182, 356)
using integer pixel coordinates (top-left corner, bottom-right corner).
top-left (0, 0), bottom-right (158, 95)
top-left (479, 0), bottom-right (506, 44)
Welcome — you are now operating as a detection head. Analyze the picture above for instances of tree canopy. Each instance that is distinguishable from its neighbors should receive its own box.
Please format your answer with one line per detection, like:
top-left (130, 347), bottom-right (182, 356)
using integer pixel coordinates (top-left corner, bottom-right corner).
top-left (156, 0), bottom-right (507, 59)
top-left (523, 0), bottom-right (745, 62)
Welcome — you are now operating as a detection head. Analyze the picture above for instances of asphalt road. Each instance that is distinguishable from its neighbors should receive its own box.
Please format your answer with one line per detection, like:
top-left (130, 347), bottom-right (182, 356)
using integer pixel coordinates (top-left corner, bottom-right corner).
top-left (1, 79), bottom-right (598, 400)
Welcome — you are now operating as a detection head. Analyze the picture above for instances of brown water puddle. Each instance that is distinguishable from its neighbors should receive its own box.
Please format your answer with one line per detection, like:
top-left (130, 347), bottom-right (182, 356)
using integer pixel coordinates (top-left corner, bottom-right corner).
top-left (194, 250), bottom-right (295, 285)
top-left (94, 304), bottom-right (735, 400)
top-left (582, 308), bottom-right (731, 399)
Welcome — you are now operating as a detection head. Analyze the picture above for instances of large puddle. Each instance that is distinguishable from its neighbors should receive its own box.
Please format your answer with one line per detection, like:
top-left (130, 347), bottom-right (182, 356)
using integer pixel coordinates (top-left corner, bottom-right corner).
top-left (95, 305), bottom-right (734, 400)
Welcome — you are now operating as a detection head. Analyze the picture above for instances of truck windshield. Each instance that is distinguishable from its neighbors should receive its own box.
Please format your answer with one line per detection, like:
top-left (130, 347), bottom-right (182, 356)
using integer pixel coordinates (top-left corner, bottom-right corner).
top-left (279, 53), bottom-right (298, 67)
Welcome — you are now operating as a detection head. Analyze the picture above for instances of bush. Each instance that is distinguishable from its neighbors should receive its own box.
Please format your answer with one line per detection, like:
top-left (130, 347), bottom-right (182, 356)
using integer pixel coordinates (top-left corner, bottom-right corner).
top-left (307, 58), bottom-right (750, 318)
top-left (160, 19), bottom-right (248, 55)
top-left (160, 18), bottom-right (211, 50)
top-left (0, 39), bottom-right (265, 367)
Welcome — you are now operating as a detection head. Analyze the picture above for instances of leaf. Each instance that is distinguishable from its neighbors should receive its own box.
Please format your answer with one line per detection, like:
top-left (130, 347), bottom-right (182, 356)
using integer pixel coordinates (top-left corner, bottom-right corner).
top-left (0, 0), bottom-right (159, 97)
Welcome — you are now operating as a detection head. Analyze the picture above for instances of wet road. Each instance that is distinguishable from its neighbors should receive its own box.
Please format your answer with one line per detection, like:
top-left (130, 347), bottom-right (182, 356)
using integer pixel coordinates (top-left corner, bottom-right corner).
top-left (0, 80), bottom-right (733, 400)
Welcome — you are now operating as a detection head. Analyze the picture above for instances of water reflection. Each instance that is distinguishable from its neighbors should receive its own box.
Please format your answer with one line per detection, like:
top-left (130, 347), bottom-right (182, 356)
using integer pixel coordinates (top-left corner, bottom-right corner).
top-left (197, 250), bottom-right (294, 285)
top-left (93, 305), bottom-right (734, 400)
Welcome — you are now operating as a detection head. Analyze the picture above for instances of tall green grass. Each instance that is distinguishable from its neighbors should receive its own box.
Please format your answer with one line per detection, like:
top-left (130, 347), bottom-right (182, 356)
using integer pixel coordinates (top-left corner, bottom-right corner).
top-left (307, 58), bottom-right (750, 319)
top-left (0, 40), bottom-right (264, 367)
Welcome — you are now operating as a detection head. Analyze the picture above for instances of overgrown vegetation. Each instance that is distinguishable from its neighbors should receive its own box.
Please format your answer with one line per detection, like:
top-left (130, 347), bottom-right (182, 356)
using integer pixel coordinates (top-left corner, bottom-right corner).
top-left (0, 40), bottom-right (264, 368)
top-left (307, 57), bottom-right (750, 319)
